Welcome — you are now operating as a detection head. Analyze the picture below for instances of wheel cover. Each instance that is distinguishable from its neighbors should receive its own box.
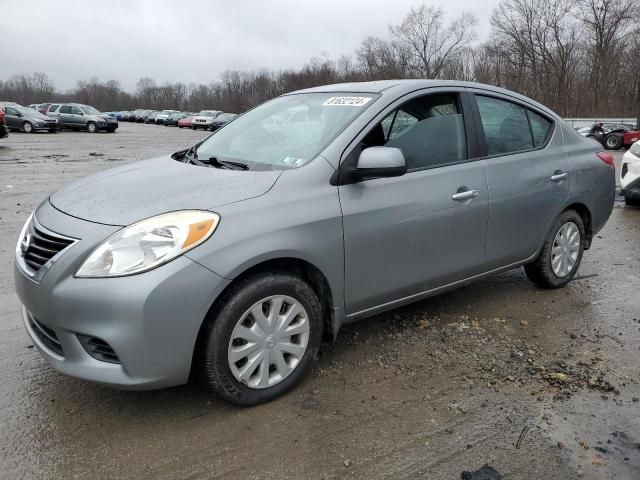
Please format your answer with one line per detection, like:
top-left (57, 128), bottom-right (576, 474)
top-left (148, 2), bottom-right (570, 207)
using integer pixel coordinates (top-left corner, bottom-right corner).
top-left (24, 123), bottom-right (32, 132)
top-left (88, 123), bottom-right (96, 132)
top-left (228, 295), bottom-right (310, 389)
top-left (606, 136), bottom-right (617, 148)
top-left (551, 222), bottom-right (581, 277)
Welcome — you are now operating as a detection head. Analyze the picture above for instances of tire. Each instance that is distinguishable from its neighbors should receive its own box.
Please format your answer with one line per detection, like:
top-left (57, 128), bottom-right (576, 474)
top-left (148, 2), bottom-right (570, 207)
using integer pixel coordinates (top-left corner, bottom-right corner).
top-left (48, 129), bottom-right (57, 133)
top-left (199, 271), bottom-right (323, 406)
top-left (179, 125), bottom-right (183, 128)
top-left (624, 195), bottom-right (640, 206)
top-left (22, 121), bottom-right (33, 133)
top-left (524, 210), bottom-right (585, 289)
top-left (604, 133), bottom-right (623, 150)
top-left (86, 122), bottom-right (97, 133)
top-left (192, 125), bottom-right (197, 130)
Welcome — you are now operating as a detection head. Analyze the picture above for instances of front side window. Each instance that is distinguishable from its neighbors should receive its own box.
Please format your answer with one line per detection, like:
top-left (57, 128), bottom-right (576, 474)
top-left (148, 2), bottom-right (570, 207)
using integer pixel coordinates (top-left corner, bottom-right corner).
top-left (360, 93), bottom-right (467, 170)
top-left (195, 92), bottom-right (376, 170)
top-left (475, 95), bottom-right (533, 156)
top-left (5, 107), bottom-right (18, 116)
top-left (70, 106), bottom-right (83, 115)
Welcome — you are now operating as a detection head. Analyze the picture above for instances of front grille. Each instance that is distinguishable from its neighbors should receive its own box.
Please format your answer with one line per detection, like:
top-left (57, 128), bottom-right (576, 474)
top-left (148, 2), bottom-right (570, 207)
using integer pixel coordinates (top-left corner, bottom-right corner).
top-left (78, 336), bottom-right (121, 364)
top-left (622, 163), bottom-right (628, 179)
top-left (21, 219), bottom-right (74, 272)
top-left (27, 312), bottom-right (64, 356)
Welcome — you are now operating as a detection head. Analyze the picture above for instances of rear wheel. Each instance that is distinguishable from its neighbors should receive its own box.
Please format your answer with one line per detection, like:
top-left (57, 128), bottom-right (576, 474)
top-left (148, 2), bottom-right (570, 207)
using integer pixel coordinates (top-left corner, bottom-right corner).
top-left (199, 272), bottom-right (322, 406)
top-left (86, 122), bottom-right (97, 133)
top-left (524, 210), bottom-right (585, 289)
top-left (22, 121), bottom-right (33, 133)
top-left (604, 133), bottom-right (623, 150)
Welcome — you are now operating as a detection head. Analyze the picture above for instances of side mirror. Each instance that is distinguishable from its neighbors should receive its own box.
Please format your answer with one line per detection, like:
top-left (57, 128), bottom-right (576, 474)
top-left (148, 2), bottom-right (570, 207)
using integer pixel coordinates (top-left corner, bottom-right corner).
top-left (355, 146), bottom-right (407, 179)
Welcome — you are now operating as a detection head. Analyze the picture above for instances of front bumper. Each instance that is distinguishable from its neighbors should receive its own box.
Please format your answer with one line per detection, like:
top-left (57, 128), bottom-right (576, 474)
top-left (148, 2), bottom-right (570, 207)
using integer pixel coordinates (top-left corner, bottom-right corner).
top-left (15, 201), bottom-right (230, 390)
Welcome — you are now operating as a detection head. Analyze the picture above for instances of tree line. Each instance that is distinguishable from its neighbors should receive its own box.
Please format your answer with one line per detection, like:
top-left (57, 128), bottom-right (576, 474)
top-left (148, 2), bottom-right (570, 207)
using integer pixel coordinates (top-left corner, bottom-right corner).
top-left (2, 0), bottom-right (639, 119)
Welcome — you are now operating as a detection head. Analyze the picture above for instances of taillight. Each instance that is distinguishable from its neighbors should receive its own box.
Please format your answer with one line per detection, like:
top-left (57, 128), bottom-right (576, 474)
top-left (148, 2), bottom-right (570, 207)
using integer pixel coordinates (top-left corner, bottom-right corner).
top-left (596, 152), bottom-right (615, 168)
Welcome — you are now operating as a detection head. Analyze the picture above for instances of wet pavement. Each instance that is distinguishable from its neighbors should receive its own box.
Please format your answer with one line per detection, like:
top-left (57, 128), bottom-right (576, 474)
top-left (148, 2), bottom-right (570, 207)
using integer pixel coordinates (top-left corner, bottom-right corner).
top-left (0, 124), bottom-right (638, 479)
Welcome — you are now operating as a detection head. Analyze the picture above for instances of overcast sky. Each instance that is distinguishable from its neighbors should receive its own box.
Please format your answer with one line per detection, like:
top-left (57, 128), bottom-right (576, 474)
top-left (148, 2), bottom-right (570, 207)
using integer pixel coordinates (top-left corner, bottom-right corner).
top-left (2, 0), bottom-right (501, 91)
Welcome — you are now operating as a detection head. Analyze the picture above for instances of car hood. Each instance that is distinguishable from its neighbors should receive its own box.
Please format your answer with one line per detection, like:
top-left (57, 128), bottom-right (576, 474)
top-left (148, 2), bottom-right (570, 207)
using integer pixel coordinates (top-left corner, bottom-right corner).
top-left (49, 156), bottom-right (282, 226)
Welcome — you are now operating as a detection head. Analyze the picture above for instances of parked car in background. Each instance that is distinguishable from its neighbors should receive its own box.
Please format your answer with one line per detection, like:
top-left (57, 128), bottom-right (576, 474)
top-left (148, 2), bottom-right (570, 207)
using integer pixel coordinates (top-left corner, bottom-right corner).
top-left (579, 122), bottom-right (640, 150)
top-left (178, 115), bottom-right (195, 128)
top-left (145, 111), bottom-right (161, 124)
top-left (1, 104), bottom-right (59, 133)
top-left (135, 109), bottom-right (152, 122)
top-left (191, 110), bottom-right (221, 130)
top-left (36, 103), bottom-right (53, 115)
top-left (621, 140), bottom-right (640, 206)
top-left (13, 80), bottom-right (615, 406)
top-left (47, 103), bottom-right (118, 132)
top-left (164, 111), bottom-right (188, 126)
top-left (155, 110), bottom-right (180, 124)
top-left (208, 113), bottom-right (238, 131)
top-left (0, 109), bottom-right (9, 139)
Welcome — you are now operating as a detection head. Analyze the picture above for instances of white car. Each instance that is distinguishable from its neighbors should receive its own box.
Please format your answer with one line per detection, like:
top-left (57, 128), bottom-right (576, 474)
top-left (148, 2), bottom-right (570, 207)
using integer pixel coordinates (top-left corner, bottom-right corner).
top-left (155, 110), bottom-right (180, 124)
top-left (621, 140), bottom-right (640, 205)
top-left (191, 110), bottom-right (221, 130)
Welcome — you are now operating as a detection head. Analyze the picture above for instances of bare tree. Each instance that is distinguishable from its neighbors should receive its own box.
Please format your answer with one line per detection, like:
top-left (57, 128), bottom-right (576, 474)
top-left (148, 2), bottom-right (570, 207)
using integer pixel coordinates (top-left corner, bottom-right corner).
top-left (389, 5), bottom-right (478, 79)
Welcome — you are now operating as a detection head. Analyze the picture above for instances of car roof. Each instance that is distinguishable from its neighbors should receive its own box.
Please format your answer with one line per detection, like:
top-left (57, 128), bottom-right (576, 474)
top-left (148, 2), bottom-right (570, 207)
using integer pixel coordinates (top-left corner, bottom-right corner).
top-left (288, 79), bottom-right (559, 117)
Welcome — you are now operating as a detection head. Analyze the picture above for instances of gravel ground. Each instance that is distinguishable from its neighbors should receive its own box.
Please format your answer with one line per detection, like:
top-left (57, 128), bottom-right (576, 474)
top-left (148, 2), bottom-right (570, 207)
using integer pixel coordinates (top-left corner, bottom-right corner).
top-left (0, 123), bottom-right (638, 480)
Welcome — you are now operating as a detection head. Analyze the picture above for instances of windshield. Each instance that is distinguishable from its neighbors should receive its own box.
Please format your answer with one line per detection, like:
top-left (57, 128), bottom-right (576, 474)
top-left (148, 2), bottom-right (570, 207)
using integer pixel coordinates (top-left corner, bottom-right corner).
top-left (195, 92), bottom-right (376, 169)
top-left (217, 113), bottom-right (236, 121)
top-left (16, 106), bottom-right (43, 117)
top-left (199, 111), bottom-right (217, 117)
top-left (81, 106), bottom-right (101, 115)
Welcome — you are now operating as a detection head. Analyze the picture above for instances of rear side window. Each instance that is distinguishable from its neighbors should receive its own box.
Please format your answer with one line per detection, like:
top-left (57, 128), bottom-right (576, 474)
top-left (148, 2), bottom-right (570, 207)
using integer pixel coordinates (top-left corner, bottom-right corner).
top-left (49, 104), bottom-right (60, 112)
top-left (528, 109), bottom-right (553, 147)
top-left (59, 106), bottom-right (71, 114)
top-left (475, 95), bottom-right (533, 156)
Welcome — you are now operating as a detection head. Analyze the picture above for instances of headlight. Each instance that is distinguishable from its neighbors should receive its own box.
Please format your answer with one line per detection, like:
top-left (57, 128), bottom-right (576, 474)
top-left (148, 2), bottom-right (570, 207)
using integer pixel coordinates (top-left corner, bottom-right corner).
top-left (630, 142), bottom-right (640, 157)
top-left (76, 210), bottom-right (219, 277)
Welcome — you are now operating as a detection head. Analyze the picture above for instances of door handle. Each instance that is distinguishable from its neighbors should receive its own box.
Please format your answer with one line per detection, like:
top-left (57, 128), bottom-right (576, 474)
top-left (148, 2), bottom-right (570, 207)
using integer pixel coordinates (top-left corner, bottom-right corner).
top-left (452, 189), bottom-right (479, 201)
top-left (550, 171), bottom-right (568, 182)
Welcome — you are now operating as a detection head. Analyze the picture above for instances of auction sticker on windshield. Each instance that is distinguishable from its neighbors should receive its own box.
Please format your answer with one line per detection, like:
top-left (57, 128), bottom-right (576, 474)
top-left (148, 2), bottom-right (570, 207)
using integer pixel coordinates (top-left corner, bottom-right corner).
top-left (323, 96), bottom-right (372, 106)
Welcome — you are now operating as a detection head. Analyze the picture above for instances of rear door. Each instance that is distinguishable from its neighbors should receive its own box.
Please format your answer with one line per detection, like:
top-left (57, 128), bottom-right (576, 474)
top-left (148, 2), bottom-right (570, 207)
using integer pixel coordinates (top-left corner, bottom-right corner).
top-left (468, 89), bottom-right (570, 269)
top-left (69, 106), bottom-right (85, 127)
top-left (57, 105), bottom-right (72, 126)
top-left (339, 89), bottom-right (488, 316)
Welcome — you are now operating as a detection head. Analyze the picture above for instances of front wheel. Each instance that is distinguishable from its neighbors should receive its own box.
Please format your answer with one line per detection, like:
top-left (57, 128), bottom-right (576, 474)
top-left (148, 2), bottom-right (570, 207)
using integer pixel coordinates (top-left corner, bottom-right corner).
top-left (524, 210), bottom-right (585, 289)
top-left (23, 121), bottom-right (33, 133)
top-left (86, 122), bottom-right (97, 133)
top-left (199, 272), bottom-right (323, 406)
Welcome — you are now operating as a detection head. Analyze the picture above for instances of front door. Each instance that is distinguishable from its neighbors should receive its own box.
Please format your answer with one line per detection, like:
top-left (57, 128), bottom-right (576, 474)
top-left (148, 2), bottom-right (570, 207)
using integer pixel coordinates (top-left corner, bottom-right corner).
top-left (339, 90), bottom-right (488, 316)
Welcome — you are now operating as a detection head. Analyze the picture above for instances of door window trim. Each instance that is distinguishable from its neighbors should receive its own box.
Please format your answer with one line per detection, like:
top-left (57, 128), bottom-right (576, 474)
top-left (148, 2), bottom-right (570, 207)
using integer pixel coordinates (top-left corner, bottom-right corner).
top-left (335, 88), bottom-right (482, 184)
top-left (467, 91), bottom-right (556, 160)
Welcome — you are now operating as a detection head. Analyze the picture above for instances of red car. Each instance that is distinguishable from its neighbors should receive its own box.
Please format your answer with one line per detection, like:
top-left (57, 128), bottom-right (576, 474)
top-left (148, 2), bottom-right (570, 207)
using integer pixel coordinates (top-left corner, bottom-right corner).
top-left (178, 115), bottom-right (195, 128)
top-left (0, 110), bottom-right (8, 139)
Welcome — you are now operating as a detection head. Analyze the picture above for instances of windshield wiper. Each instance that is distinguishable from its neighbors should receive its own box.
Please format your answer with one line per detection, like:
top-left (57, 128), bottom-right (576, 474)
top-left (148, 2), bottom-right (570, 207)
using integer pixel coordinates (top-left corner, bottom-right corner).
top-left (207, 157), bottom-right (249, 170)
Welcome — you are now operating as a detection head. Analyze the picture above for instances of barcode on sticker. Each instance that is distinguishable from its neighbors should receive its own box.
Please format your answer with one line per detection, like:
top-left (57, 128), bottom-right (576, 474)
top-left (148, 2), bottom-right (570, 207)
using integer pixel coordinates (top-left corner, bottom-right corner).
top-left (323, 96), bottom-right (372, 106)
